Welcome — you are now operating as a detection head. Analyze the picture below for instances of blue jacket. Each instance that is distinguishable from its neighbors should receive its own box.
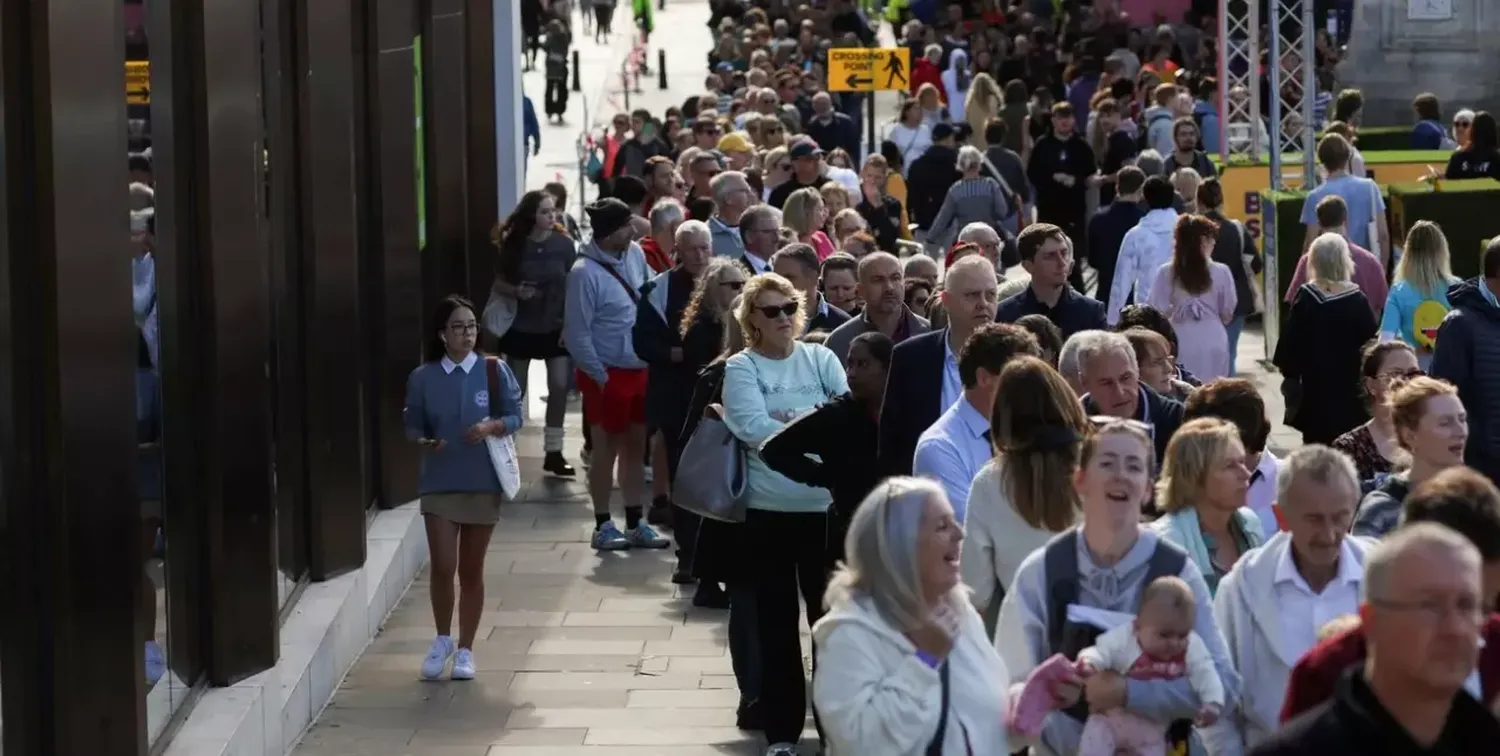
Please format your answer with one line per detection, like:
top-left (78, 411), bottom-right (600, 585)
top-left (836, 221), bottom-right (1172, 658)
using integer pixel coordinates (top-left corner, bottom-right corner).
top-left (564, 241), bottom-right (650, 384)
top-left (523, 96), bottom-right (541, 155)
top-left (1431, 279), bottom-right (1500, 481)
top-left (1193, 99), bottom-right (1221, 155)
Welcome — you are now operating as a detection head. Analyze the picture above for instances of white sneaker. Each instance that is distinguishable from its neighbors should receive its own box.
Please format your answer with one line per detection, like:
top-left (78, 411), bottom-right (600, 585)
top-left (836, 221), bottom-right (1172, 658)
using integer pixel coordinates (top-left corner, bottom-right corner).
top-left (765, 744), bottom-right (799, 756)
top-left (451, 648), bottom-right (476, 680)
top-left (420, 635), bottom-right (455, 680)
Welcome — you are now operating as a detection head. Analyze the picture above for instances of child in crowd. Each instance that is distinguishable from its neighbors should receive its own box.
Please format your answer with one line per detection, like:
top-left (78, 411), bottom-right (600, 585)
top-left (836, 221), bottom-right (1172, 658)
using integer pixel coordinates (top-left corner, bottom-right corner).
top-left (1074, 576), bottom-right (1224, 756)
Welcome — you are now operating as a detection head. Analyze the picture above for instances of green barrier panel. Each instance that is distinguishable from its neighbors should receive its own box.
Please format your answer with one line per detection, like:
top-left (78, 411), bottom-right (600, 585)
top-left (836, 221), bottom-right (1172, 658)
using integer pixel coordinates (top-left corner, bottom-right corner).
top-left (1389, 179), bottom-right (1500, 279)
top-left (1348, 126), bottom-right (1413, 153)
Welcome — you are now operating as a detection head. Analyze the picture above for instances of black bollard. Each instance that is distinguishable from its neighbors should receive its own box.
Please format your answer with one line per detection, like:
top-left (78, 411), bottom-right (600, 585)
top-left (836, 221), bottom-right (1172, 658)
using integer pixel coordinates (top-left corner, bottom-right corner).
top-left (658, 50), bottom-right (667, 89)
top-left (571, 50), bottom-right (581, 92)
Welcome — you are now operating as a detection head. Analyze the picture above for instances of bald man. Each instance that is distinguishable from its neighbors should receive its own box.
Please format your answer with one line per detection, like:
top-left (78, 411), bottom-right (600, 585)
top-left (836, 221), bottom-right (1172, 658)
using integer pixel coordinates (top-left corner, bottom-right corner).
top-left (879, 257), bottom-right (1001, 476)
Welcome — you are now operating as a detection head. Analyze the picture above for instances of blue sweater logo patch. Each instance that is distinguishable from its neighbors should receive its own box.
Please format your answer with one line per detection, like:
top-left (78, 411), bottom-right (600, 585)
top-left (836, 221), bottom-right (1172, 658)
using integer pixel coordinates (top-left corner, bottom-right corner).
top-left (475, 390), bottom-right (490, 408)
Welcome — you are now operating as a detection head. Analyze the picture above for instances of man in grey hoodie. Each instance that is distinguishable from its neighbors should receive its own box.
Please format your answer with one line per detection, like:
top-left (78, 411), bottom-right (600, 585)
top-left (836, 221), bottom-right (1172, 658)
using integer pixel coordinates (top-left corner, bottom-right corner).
top-left (564, 198), bottom-right (671, 552)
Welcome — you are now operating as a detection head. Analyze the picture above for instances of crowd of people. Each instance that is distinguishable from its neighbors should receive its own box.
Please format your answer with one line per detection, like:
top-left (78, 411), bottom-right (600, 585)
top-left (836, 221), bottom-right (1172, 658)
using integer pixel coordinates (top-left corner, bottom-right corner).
top-left (404, 1), bottom-right (1500, 755)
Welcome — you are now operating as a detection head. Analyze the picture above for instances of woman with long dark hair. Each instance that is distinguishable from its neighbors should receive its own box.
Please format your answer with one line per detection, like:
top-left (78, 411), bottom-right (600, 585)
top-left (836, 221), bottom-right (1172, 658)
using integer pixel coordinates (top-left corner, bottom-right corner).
top-left (1145, 214), bottom-right (1238, 382)
top-left (404, 295), bottom-right (523, 681)
top-left (491, 189), bottom-right (578, 477)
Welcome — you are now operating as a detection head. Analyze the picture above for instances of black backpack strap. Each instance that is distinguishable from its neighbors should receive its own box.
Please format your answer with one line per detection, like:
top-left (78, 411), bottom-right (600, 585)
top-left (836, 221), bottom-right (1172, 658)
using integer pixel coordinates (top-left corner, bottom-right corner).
top-left (1144, 537), bottom-right (1190, 585)
top-left (1043, 529), bottom-right (1081, 657)
top-left (926, 661), bottom-right (950, 756)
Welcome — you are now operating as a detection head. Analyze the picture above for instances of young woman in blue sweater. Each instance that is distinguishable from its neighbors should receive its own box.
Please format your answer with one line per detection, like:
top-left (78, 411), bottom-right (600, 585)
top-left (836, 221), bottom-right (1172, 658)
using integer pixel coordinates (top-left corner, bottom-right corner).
top-left (404, 295), bottom-right (523, 681)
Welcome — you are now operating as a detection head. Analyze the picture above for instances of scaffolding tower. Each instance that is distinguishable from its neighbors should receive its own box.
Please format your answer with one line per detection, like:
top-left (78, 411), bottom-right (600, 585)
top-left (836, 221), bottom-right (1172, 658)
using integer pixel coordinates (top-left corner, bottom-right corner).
top-left (1216, 0), bottom-right (1262, 163)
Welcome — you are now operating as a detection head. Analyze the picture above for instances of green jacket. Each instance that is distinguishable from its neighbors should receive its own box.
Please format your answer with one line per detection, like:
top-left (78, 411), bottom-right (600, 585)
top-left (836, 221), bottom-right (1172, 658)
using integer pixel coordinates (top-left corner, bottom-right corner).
top-left (632, 0), bottom-right (653, 32)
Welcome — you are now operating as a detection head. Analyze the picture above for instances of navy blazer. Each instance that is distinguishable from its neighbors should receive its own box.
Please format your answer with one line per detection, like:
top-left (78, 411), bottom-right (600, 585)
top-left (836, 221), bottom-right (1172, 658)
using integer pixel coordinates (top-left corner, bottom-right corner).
top-left (877, 328), bottom-right (949, 477)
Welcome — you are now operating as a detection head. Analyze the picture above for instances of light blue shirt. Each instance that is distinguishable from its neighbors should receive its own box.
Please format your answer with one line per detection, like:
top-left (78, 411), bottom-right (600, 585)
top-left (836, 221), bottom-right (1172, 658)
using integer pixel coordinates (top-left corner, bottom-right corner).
top-left (912, 397), bottom-right (991, 524)
top-left (940, 332), bottom-right (961, 413)
top-left (1298, 174), bottom-right (1384, 249)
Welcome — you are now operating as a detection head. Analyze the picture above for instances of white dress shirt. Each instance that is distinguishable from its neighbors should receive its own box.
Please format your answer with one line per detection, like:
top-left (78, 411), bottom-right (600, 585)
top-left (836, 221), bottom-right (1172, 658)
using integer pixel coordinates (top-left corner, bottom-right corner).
top-left (940, 333), bottom-right (962, 413)
top-left (1244, 451), bottom-right (1282, 541)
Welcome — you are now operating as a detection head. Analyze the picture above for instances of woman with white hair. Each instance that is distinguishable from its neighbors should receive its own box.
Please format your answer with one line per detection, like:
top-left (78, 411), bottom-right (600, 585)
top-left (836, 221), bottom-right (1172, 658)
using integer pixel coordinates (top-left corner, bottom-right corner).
top-left (926, 145), bottom-right (1011, 249)
top-left (1274, 232), bottom-right (1379, 444)
top-left (812, 477), bottom-right (1016, 755)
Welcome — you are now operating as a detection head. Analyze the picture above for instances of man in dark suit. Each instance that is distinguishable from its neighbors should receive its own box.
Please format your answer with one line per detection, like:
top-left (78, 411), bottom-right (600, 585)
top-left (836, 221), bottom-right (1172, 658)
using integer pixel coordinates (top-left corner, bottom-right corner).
top-left (878, 256), bottom-right (1010, 476)
top-left (735, 204), bottom-right (778, 275)
top-left (1073, 330), bottom-right (1184, 465)
top-left (771, 244), bottom-right (850, 335)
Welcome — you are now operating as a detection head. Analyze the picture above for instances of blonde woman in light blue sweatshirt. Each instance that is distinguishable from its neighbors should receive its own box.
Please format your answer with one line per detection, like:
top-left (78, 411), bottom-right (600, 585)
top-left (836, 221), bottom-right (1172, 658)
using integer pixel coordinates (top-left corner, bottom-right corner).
top-left (719, 272), bottom-right (848, 756)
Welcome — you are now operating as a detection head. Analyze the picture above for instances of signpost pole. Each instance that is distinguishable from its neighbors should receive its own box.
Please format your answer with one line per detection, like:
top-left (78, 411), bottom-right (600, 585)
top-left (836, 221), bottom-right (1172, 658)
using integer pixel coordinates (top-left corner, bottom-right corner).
top-left (866, 94), bottom-right (875, 160)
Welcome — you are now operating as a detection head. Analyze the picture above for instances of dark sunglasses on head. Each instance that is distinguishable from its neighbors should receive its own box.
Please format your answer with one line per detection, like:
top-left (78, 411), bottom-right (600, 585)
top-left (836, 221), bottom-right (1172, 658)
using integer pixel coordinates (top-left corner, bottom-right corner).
top-left (756, 302), bottom-right (799, 319)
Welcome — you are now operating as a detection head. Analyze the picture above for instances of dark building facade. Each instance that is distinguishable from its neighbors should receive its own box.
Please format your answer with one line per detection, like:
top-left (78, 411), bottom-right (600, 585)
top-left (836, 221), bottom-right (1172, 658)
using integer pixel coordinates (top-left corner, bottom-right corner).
top-left (0, 0), bottom-right (506, 751)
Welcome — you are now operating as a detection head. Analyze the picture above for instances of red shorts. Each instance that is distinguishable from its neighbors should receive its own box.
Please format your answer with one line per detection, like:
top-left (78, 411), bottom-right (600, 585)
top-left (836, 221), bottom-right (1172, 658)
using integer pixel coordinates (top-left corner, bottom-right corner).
top-left (577, 367), bottom-right (647, 433)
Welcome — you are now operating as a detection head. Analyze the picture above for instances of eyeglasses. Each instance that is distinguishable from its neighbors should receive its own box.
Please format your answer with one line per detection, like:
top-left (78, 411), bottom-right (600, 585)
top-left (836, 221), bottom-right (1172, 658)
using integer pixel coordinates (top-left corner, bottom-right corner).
top-left (447, 323), bottom-right (479, 333)
top-left (756, 302), bottom-right (799, 319)
top-left (1455, 120), bottom-right (1473, 128)
top-left (721, 280), bottom-right (746, 290)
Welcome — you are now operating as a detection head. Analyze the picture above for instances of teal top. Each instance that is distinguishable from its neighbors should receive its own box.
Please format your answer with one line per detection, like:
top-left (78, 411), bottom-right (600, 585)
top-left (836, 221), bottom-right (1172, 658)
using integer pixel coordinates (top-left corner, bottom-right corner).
top-left (722, 342), bottom-right (849, 513)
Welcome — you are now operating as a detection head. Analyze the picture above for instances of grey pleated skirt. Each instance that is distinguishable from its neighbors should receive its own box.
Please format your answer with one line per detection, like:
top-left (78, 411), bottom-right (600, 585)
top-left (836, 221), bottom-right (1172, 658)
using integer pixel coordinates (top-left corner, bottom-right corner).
top-left (421, 492), bottom-right (503, 525)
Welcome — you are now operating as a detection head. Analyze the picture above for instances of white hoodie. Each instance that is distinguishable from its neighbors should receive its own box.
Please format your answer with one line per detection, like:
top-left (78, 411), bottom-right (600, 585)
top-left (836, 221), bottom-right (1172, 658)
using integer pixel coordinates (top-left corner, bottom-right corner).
top-left (812, 593), bottom-right (1015, 756)
top-left (1203, 532), bottom-right (1374, 755)
top-left (1108, 208), bottom-right (1179, 326)
top-left (941, 50), bottom-right (971, 123)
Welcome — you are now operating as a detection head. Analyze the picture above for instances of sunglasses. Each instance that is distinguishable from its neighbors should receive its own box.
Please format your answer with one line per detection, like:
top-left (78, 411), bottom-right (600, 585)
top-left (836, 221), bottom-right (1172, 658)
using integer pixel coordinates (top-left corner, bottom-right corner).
top-left (1456, 120), bottom-right (1473, 128)
top-left (1378, 368), bottom-right (1425, 382)
top-left (721, 280), bottom-right (746, 290)
top-left (756, 302), bottom-right (799, 319)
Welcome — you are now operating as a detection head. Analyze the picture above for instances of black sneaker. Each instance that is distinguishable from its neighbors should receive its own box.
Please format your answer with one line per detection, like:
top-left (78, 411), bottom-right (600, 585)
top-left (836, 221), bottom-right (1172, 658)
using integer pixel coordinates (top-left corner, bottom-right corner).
top-left (691, 581), bottom-right (730, 609)
top-left (647, 496), bottom-right (673, 527)
top-left (543, 451), bottom-right (576, 477)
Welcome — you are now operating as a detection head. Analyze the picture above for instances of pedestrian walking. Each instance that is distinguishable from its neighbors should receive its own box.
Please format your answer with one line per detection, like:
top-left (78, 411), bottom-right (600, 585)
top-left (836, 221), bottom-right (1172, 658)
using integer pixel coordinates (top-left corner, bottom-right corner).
top-left (543, 19), bottom-right (571, 124)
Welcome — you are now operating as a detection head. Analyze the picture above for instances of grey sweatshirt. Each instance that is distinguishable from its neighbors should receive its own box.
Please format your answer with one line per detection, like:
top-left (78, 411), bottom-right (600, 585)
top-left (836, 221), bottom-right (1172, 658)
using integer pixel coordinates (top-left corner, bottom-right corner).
top-left (563, 241), bottom-right (649, 384)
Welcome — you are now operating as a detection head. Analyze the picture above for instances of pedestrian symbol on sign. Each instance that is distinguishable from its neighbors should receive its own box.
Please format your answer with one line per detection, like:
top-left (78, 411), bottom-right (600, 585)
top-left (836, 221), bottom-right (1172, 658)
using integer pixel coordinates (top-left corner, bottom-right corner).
top-left (883, 53), bottom-right (906, 88)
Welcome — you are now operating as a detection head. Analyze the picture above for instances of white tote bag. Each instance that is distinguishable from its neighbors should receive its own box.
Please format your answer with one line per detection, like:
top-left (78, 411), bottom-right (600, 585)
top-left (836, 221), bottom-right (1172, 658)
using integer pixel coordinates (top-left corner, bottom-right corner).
top-left (482, 292), bottom-right (517, 339)
top-left (484, 357), bottom-right (522, 498)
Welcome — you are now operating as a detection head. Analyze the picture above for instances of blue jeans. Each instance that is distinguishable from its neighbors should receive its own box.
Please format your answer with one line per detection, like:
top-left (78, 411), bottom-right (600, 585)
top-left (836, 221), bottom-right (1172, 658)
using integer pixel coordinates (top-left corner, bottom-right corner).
top-left (728, 581), bottom-right (761, 700)
top-left (1226, 314), bottom-right (1246, 375)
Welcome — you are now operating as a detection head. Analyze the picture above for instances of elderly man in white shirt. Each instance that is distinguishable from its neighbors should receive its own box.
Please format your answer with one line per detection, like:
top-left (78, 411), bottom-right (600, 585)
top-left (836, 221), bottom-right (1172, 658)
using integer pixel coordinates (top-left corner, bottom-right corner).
top-left (1205, 445), bottom-right (1375, 755)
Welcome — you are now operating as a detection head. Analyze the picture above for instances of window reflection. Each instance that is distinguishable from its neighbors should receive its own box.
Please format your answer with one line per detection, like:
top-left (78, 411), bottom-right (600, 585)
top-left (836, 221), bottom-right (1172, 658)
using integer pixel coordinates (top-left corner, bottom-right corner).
top-left (128, 0), bottom-right (186, 739)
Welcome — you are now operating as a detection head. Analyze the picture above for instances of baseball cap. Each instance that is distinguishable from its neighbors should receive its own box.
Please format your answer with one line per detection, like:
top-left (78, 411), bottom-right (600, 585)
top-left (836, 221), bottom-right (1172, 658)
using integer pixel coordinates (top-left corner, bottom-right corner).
top-left (932, 122), bottom-right (956, 141)
top-left (788, 137), bottom-right (824, 159)
top-left (717, 131), bottom-right (753, 154)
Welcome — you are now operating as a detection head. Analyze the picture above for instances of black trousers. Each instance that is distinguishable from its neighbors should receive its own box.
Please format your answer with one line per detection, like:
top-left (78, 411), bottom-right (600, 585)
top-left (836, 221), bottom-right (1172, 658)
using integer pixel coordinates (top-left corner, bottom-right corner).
top-left (544, 78), bottom-right (568, 116)
top-left (746, 508), bottom-right (831, 746)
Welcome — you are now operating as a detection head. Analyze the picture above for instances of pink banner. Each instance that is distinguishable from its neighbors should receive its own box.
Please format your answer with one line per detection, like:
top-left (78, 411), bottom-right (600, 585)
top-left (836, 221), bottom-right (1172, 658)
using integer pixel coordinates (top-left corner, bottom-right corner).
top-left (1119, 0), bottom-right (1191, 26)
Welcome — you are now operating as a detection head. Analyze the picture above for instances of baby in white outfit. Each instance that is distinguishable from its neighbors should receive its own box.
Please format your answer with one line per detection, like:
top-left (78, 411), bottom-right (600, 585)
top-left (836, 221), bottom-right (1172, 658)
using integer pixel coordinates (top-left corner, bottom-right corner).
top-left (1075, 575), bottom-right (1223, 756)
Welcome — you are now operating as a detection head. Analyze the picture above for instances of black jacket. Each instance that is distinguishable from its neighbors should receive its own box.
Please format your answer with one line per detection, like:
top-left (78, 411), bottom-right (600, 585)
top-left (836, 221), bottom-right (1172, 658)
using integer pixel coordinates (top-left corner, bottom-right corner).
top-left (1249, 669), bottom-right (1500, 756)
top-left (1205, 209), bottom-right (1260, 319)
top-left (1432, 278), bottom-right (1500, 482)
top-left (877, 328), bottom-right (949, 476)
top-left (807, 297), bottom-right (851, 335)
top-left (1081, 384), bottom-right (1185, 467)
top-left (1026, 132), bottom-right (1096, 223)
top-left (856, 194), bottom-right (904, 253)
top-left (906, 144), bottom-right (961, 229)
top-left (995, 284), bottom-right (1107, 342)
top-left (760, 394), bottom-right (881, 549)
top-left (1086, 201), bottom-right (1146, 314)
top-left (632, 268), bottom-right (705, 430)
top-left (804, 112), bottom-right (860, 161)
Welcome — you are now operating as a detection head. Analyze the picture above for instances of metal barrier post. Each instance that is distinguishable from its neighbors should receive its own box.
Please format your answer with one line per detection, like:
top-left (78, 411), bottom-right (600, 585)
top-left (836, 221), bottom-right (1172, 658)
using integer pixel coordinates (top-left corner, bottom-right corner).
top-left (658, 50), bottom-right (667, 89)
top-left (621, 61), bottom-right (631, 110)
top-left (571, 50), bottom-right (581, 92)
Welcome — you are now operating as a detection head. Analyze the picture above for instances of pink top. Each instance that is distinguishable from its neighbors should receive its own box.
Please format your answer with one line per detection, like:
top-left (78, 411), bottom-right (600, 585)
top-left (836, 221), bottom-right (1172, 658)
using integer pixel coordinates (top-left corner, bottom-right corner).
top-left (1146, 261), bottom-right (1239, 382)
top-left (806, 230), bottom-right (836, 261)
top-left (1284, 242), bottom-right (1388, 321)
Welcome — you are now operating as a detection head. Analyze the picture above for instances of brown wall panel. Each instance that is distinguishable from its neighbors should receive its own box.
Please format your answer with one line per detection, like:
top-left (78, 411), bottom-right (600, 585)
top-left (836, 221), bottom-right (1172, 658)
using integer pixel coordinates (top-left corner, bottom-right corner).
top-left (421, 0), bottom-right (469, 313)
top-left (300, 0), bottom-right (370, 577)
top-left (0, 0), bottom-right (144, 752)
top-left (196, 0), bottom-right (280, 682)
top-left (370, 0), bottom-right (422, 506)
top-left (463, 0), bottom-right (497, 307)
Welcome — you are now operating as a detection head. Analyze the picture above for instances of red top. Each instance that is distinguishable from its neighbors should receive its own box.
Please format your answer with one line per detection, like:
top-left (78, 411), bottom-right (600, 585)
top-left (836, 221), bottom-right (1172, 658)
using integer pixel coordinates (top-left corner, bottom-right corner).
top-left (640, 236), bottom-right (674, 274)
top-left (1280, 613), bottom-right (1500, 722)
top-left (910, 59), bottom-right (946, 103)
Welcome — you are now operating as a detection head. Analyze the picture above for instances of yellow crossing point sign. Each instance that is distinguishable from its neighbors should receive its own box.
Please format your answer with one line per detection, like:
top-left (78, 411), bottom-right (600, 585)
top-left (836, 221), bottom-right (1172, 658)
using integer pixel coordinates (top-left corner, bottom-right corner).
top-left (126, 60), bottom-right (150, 105)
top-left (828, 47), bottom-right (910, 93)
